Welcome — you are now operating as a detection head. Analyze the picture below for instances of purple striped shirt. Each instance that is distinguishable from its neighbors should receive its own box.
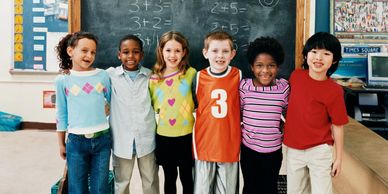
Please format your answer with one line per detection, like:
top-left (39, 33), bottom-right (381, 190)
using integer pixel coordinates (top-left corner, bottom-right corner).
top-left (239, 78), bottom-right (290, 153)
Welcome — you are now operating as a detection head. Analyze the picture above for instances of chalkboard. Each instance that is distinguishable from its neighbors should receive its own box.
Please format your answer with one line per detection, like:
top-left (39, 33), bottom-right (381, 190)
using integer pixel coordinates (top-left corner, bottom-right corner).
top-left (79, 0), bottom-right (298, 79)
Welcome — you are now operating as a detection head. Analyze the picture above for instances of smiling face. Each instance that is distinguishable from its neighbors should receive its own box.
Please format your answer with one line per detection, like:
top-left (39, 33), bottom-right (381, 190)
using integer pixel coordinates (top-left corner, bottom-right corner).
top-left (67, 38), bottom-right (96, 71)
top-left (162, 40), bottom-right (186, 74)
top-left (118, 39), bottom-right (143, 71)
top-left (306, 48), bottom-right (335, 80)
top-left (251, 53), bottom-right (279, 87)
top-left (203, 39), bottom-right (236, 73)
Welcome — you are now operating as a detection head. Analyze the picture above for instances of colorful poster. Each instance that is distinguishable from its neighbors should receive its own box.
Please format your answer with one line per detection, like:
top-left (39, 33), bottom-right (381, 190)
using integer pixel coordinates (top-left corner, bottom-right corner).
top-left (332, 44), bottom-right (388, 78)
top-left (331, 0), bottom-right (388, 42)
top-left (13, 0), bottom-right (68, 71)
top-left (43, 91), bottom-right (56, 108)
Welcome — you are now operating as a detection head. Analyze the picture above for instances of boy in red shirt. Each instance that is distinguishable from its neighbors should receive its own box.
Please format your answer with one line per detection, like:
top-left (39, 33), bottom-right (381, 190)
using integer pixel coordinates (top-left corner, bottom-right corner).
top-left (284, 32), bottom-right (348, 194)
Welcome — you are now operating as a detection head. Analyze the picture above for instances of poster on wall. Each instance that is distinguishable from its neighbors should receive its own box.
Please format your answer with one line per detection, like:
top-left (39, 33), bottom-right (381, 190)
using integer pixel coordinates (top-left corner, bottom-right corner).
top-left (43, 90), bottom-right (56, 108)
top-left (332, 43), bottom-right (388, 78)
top-left (13, 0), bottom-right (68, 73)
top-left (330, 0), bottom-right (388, 43)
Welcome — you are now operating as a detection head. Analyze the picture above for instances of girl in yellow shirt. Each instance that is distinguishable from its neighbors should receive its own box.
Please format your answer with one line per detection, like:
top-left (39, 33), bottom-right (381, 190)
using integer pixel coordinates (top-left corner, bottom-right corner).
top-left (149, 31), bottom-right (196, 194)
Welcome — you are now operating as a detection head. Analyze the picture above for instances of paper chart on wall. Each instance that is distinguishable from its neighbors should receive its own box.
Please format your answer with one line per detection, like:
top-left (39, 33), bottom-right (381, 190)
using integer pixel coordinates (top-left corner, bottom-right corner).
top-left (13, 0), bottom-right (68, 73)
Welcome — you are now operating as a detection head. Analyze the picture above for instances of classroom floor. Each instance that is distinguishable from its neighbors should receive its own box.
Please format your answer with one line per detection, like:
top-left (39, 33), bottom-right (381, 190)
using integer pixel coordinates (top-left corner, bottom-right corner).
top-left (0, 130), bottom-right (65, 194)
top-left (0, 129), bottom-right (170, 194)
top-left (0, 129), bottom-right (319, 194)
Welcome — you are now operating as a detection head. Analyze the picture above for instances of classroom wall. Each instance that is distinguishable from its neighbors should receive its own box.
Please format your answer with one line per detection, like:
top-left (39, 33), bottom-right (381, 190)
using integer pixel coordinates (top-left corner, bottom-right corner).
top-left (0, 0), bottom-right (56, 123)
top-left (0, 0), bottom-right (321, 124)
top-left (315, 0), bottom-right (330, 33)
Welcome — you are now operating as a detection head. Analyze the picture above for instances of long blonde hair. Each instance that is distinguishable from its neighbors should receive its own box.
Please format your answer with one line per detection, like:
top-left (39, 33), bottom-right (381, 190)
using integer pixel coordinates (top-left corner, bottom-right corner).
top-left (153, 31), bottom-right (190, 79)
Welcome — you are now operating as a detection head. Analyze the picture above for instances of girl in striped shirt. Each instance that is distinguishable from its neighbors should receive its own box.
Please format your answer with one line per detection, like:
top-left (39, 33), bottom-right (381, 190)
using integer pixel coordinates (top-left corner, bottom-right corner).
top-left (239, 37), bottom-right (290, 194)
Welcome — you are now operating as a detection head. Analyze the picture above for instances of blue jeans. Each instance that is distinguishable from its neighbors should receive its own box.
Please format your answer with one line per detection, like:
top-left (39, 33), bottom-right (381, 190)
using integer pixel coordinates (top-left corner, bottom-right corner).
top-left (66, 132), bottom-right (112, 194)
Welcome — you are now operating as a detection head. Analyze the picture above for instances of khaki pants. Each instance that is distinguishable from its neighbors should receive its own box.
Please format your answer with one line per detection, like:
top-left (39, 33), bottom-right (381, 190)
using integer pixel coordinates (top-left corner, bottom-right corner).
top-left (286, 144), bottom-right (333, 194)
top-left (112, 152), bottom-right (159, 194)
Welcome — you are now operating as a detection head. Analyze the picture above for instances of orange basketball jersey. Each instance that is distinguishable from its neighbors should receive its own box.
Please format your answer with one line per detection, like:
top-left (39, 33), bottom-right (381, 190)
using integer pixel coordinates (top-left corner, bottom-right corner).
top-left (193, 66), bottom-right (241, 162)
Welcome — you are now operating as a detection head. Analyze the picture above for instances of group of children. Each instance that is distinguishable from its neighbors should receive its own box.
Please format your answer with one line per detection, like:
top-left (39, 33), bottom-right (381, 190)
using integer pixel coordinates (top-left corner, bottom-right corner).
top-left (55, 30), bottom-right (348, 194)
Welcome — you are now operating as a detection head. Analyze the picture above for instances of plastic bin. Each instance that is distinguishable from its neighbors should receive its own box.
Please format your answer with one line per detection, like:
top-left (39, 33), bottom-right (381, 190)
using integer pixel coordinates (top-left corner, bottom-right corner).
top-left (0, 111), bottom-right (22, 131)
top-left (51, 171), bottom-right (115, 194)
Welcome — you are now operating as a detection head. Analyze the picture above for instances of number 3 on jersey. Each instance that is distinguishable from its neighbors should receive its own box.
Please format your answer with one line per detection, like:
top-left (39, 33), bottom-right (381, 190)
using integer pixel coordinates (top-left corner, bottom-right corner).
top-left (211, 89), bottom-right (227, 118)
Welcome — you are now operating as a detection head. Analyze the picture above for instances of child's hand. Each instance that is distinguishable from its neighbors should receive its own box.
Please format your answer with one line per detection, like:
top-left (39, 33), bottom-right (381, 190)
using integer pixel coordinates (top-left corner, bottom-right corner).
top-left (331, 159), bottom-right (342, 177)
top-left (57, 132), bottom-right (66, 160)
top-left (59, 144), bottom-right (66, 160)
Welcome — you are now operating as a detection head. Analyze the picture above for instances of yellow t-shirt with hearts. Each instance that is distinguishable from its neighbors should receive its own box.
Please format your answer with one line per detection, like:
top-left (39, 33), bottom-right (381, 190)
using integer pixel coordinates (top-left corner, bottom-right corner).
top-left (149, 67), bottom-right (196, 137)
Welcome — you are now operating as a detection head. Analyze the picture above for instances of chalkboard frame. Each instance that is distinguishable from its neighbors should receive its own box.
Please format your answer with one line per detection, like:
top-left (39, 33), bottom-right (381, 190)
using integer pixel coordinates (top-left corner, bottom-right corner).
top-left (68, 0), bottom-right (311, 69)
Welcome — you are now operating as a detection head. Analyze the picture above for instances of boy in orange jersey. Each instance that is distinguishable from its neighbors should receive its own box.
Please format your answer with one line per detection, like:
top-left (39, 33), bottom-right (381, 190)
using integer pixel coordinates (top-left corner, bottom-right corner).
top-left (192, 31), bottom-right (242, 194)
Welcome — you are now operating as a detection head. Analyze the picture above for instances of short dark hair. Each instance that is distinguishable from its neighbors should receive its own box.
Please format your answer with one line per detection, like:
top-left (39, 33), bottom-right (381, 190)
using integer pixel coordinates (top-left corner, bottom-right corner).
top-left (247, 37), bottom-right (284, 66)
top-left (118, 34), bottom-right (143, 51)
top-left (302, 32), bottom-right (342, 76)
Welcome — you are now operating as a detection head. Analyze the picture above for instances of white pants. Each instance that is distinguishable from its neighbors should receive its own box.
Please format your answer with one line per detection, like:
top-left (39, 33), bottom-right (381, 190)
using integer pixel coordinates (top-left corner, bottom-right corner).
top-left (286, 144), bottom-right (333, 194)
top-left (194, 160), bottom-right (239, 194)
top-left (112, 152), bottom-right (159, 194)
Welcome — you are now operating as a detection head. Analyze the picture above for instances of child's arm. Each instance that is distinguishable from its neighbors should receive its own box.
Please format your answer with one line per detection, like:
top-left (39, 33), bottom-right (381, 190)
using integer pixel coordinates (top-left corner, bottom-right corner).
top-left (191, 72), bottom-right (199, 109)
top-left (57, 131), bottom-right (66, 160)
top-left (331, 124), bottom-right (344, 177)
top-left (103, 73), bottom-right (111, 116)
top-left (104, 73), bottom-right (112, 104)
top-left (55, 76), bottom-right (68, 160)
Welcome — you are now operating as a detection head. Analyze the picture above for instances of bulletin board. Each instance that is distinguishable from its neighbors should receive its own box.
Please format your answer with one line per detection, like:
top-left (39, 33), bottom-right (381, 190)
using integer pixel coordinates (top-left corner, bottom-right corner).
top-left (330, 0), bottom-right (388, 79)
top-left (330, 0), bottom-right (388, 43)
top-left (12, 0), bottom-right (69, 73)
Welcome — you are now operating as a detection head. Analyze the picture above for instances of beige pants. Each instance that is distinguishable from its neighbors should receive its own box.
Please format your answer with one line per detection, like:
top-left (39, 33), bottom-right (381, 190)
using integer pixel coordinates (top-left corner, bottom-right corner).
top-left (286, 144), bottom-right (333, 194)
top-left (112, 152), bottom-right (159, 194)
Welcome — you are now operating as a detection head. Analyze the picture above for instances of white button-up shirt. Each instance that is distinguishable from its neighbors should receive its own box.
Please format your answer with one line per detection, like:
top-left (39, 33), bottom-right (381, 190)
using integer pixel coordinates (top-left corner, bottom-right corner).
top-left (107, 65), bottom-right (156, 159)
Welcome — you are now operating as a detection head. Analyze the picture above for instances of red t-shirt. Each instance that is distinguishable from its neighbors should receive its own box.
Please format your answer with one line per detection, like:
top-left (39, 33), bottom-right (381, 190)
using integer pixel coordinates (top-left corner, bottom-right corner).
top-left (283, 69), bottom-right (348, 149)
top-left (194, 66), bottom-right (241, 162)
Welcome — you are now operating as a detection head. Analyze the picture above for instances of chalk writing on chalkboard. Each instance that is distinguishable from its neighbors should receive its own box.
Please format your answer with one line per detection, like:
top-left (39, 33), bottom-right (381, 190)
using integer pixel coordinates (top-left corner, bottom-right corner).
top-left (81, 0), bottom-right (296, 78)
top-left (258, 0), bottom-right (279, 7)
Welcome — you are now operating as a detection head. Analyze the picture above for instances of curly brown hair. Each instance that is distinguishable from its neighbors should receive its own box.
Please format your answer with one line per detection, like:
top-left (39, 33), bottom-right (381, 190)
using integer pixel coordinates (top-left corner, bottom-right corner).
top-left (55, 31), bottom-right (98, 72)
